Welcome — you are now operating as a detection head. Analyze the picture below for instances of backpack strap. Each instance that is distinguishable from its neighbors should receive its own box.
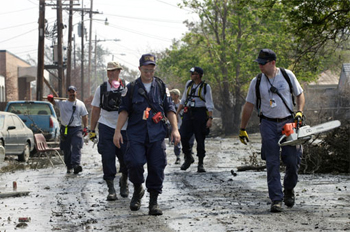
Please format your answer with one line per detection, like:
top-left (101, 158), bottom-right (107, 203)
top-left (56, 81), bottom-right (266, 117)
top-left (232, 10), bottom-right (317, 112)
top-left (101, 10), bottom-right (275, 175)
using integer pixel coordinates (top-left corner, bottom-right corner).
top-left (198, 81), bottom-right (207, 102)
top-left (99, 82), bottom-right (107, 108)
top-left (255, 68), bottom-right (296, 116)
top-left (280, 68), bottom-right (295, 106)
top-left (186, 80), bottom-right (207, 102)
top-left (255, 73), bottom-right (262, 114)
top-left (128, 77), bottom-right (166, 105)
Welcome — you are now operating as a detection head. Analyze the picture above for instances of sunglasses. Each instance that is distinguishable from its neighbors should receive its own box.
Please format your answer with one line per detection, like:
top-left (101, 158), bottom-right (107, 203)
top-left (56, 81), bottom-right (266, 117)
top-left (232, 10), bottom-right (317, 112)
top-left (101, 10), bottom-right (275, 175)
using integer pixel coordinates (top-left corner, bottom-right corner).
top-left (141, 68), bottom-right (155, 74)
top-left (258, 60), bottom-right (271, 66)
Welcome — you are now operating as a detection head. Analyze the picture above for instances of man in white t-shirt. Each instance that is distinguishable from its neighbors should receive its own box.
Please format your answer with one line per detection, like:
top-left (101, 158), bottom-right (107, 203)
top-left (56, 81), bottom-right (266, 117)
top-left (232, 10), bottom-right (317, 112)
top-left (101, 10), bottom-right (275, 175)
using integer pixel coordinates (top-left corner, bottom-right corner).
top-left (47, 86), bottom-right (88, 175)
top-left (90, 61), bottom-right (129, 201)
top-left (239, 49), bottom-right (305, 213)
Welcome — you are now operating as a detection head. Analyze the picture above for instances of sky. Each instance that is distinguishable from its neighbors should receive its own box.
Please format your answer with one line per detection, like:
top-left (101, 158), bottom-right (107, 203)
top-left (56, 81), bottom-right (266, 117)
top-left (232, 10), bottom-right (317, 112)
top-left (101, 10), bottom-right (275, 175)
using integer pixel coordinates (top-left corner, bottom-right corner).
top-left (0, 0), bottom-right (198, 72)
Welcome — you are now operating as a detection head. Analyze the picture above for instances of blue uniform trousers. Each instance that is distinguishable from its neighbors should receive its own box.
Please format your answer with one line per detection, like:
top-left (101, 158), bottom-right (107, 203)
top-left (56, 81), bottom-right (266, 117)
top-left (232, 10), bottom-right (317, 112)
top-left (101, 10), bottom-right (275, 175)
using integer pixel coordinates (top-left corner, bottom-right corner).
top-left (260, 118), bottom-right (302, 202)
top-left (125, 138), bottom-right (167, 194)
top-left (180, 107), bottom-right (207, 158)
top-left (97, 123), bottom-right (128, 181)
top-left (60, 126), bottom-right (83, 169)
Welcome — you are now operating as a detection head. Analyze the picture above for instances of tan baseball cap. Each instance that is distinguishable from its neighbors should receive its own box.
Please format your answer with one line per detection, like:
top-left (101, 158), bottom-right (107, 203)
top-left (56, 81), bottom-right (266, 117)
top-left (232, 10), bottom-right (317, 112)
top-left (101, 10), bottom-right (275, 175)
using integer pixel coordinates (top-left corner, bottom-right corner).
top-left (107, 61), bottom-right (123, 70)
top-left (170, 89), bottom-right (180, 96)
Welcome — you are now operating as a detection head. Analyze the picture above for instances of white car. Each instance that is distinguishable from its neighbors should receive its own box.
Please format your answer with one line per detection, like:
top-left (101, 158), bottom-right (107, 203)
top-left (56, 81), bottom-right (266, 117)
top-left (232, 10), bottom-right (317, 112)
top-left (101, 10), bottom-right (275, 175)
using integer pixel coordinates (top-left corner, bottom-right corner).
top-left (0, 111), bottom-right (35, 162)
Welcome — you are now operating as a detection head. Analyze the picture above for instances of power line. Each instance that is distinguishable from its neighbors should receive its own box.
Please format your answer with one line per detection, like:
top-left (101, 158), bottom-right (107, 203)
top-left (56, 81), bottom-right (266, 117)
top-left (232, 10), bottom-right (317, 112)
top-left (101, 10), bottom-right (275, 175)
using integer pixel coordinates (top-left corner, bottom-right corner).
top-left (0, 28), bottom-right (37, 44)
top-left (0, 7), bottom-right (37, 16)
top-left (104, 13), bottom-right (183, 24)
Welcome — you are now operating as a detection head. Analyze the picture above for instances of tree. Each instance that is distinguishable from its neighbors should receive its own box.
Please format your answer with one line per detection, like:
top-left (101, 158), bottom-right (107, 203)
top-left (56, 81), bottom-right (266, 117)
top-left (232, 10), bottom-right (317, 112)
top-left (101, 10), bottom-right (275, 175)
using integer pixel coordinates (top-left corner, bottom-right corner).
top-left (158, 0), bottom-right (294, 135)
top-left (265, 0), bottom-right (350, 74)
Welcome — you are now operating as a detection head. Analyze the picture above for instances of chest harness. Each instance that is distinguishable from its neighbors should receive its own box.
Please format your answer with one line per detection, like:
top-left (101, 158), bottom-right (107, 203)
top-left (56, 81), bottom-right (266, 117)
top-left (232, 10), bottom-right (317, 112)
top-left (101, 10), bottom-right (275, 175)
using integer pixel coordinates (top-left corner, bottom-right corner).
top-left (99, 79), bottom-right (126, 112)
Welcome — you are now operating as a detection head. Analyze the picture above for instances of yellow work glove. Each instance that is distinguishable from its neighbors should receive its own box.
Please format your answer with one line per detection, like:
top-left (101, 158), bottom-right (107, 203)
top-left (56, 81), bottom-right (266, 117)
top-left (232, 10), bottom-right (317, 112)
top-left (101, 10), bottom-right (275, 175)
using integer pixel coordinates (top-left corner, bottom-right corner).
top-left (239, 129), bottom-right (249, 145)
top-left (294, 111), bottom-right (303, 124)
top-left (89, 130), bottom-right (97, 142)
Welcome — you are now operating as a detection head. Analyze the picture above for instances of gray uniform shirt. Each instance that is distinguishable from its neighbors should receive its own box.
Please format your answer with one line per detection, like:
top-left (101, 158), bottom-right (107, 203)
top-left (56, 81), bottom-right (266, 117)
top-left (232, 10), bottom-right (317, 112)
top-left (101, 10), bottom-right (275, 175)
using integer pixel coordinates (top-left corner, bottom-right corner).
top-left (246, 68), bottom-right (303, 118)
top-left (56, 99), bottom-right (88, 127)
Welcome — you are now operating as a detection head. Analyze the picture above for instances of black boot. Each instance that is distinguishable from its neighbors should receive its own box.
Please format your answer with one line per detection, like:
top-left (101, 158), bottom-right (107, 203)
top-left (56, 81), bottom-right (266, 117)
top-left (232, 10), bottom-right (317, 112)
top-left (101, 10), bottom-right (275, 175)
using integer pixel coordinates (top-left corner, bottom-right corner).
top-left (130, 184), bottom-right (145, 211)
top-left (197, 156), bottom-right (206, 173)
top-left (119, 173), bottom-right (129, 198)
top-left (180, 154), bottom-right (194, 170)
top-left (106, 179), bottom-right (117, 201)
top-left (149, 191), bottom-right (163, 216)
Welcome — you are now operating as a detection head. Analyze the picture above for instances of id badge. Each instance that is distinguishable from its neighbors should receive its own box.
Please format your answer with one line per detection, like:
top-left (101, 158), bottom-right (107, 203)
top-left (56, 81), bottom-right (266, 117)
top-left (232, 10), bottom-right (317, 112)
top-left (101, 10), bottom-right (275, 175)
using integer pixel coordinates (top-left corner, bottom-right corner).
top-left (270, 98), bottom-right (277, 108)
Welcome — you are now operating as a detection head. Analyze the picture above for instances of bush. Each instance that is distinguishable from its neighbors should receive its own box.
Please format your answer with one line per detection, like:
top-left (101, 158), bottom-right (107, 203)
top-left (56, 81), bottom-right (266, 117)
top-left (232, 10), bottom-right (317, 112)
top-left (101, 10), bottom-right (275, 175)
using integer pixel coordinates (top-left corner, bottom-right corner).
top-left (300, 120), bottom-right (350, 174)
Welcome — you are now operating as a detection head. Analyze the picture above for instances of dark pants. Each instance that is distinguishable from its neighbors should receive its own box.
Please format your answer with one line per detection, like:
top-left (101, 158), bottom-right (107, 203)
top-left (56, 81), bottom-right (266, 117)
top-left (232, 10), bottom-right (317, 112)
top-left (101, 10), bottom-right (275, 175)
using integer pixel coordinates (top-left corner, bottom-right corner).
top-left (180, 107), bottom-right (207, 158)
top-left (60, 126), bottom-right (83, 169)
top-left (124, 138), bottom-right (167, 194)
top-left (173, 131), bottom-right (194, 157)
top-left (260, 118), bottom-right (302, 202)
top-left (97, 123), bottom-right (128, 181)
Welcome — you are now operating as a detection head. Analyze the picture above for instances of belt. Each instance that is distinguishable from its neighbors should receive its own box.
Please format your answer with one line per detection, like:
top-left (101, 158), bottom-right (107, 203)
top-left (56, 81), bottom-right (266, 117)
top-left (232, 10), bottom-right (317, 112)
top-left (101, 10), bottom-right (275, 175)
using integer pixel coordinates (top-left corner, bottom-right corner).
top-left (189, 107), bottom-right (207, 111)
top-left (260, 115), bottom-right (293, 122)
top-left (61, 125), bottom-right (79, 128)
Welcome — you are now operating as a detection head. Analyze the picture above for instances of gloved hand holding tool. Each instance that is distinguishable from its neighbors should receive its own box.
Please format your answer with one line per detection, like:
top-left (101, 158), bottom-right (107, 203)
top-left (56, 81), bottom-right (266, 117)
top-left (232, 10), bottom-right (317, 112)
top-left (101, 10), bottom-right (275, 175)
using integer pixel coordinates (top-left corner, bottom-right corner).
top-left (82, 127), bottom-right (88, 137)
top-left (89, 130), bottom-right (97, 142)
top-left (239, 128), bottom-right (249, 145)
top-left (294, 111), bottom-right (303, 126)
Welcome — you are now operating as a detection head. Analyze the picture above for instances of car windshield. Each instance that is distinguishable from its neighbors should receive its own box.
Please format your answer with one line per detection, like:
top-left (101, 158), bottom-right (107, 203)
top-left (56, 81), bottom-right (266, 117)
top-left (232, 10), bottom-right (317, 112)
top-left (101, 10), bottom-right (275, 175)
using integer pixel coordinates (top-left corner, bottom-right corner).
top-left (0, 115), bottom-right (4, 129)
top-left (8, 103), bottom-right (52, 115)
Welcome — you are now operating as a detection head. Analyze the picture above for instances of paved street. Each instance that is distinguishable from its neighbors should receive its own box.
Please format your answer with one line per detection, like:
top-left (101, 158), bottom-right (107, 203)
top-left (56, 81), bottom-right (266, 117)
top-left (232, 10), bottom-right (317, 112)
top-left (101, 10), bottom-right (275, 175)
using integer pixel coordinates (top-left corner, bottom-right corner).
top-left (0, 134), bottom-right (350, 231)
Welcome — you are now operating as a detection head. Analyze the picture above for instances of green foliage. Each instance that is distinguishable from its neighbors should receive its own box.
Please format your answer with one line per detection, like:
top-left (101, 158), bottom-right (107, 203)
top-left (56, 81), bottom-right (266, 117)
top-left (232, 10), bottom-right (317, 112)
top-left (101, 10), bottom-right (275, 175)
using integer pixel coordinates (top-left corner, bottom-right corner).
top-left (264, 0), bottom-right (350, 79)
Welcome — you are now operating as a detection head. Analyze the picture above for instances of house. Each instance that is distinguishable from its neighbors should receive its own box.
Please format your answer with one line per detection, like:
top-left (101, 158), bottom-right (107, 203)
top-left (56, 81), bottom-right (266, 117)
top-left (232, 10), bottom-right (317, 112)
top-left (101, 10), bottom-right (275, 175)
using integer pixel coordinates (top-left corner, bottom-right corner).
top-left (303, 64), bottom-right (350, 122)
top-left (0, 50), bottom-right (49, 108)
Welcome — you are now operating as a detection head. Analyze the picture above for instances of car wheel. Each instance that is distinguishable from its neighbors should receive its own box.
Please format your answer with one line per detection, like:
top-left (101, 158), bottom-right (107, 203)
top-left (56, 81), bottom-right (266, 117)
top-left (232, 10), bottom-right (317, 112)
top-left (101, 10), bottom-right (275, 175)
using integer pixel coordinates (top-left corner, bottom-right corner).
top-left (18, 142), bottom-right (30, 162)
top-left (0, 140), bottom-right (5, 163)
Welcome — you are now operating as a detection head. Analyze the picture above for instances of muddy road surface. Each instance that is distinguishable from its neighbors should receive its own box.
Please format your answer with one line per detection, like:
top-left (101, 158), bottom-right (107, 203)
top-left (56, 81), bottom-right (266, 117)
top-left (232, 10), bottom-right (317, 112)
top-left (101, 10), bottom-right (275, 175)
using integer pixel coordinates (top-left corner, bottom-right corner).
top-left (0, 134), bottom-right (350, 231)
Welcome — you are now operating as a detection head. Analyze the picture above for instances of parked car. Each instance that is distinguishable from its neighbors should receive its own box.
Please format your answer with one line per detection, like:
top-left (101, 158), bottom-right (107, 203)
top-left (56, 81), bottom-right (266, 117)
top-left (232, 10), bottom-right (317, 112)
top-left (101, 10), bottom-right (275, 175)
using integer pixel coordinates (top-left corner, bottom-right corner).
top-left (4, 101), bottom-right (60, 141)
top-left (0, 111), bottom-right (35, 162)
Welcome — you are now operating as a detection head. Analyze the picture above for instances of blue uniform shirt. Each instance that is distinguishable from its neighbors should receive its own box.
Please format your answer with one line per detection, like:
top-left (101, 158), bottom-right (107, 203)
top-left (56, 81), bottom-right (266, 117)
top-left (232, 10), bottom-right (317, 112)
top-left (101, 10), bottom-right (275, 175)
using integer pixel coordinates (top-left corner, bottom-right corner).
top-left (119, 77), bottom-right (175, 143)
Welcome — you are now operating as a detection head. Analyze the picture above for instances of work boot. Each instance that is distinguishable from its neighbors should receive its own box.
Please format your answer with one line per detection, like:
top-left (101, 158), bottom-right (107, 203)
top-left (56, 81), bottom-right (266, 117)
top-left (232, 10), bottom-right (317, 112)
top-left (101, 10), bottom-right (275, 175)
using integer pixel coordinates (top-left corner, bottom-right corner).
top-left (119, 173), bottom-right (129, 198)
top-left (197, 156), bottom-right (206, 173)
top-left (175, 157), bottom-right (181, 164)
top-left (130, 184), bottom-right (145, 211)
top-left (148, 191), bottom-right (163, 216)
top-left (283, 189), bottom-right (295, 207)
top-left (180, 154), bottom-right (194, 170)
top-left (106, 179), bottom-right (117, 201)
top-left (73, 165), bottom-right (82, 174)
top-left (270, 201), bottom-right (283, 213)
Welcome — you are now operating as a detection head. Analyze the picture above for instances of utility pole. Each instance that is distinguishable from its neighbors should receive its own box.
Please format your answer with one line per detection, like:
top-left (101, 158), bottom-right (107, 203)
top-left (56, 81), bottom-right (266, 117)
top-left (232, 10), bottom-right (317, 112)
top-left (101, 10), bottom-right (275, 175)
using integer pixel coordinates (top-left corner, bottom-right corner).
top-left (66, 0), bottom-right (74, 94)
top-left (37, 0), bottom-right (45, 101)
top-left (87, 0), bottom-right (94, 98)
top-left (63, 3), bottom-right (99, 101)
top-left (56, 0), bottom-right (64, 97)
top-left (80, 0), bottom-right (85, 100)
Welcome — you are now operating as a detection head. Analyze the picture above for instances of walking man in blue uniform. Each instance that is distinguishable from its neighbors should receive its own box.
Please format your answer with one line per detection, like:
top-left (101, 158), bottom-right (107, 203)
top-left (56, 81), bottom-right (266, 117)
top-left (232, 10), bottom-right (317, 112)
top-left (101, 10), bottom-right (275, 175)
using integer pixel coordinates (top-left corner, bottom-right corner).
top-left (239, 49), bottom-right (305, 212)
top-left (90, 61), bottom-right (129, 201)
top-left (47, 86), bottom-right (89, 174)
top-left (176, 67), bottom-right (214, 172)
top-left (113, 54), bottom-right (180, 216)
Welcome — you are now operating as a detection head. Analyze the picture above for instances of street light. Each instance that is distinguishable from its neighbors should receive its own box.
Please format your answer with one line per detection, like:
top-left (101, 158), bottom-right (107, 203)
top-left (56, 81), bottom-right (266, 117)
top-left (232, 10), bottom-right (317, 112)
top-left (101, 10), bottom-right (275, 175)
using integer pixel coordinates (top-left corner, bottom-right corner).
top-left (87, 17), bottom-right (109, 98)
